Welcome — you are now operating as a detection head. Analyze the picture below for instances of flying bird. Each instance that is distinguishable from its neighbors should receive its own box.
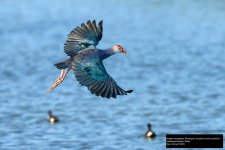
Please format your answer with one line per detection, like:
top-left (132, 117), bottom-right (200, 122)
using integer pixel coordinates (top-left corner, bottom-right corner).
top-left (48, 20), bottom-right (133, 98)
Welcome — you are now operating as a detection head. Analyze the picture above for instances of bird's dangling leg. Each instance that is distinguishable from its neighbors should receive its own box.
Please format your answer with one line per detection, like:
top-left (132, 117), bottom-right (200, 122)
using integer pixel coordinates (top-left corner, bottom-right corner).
top-left (48, 67), bottom-right (71, 92)
top-left (48, 69), bottom-right (64, 92)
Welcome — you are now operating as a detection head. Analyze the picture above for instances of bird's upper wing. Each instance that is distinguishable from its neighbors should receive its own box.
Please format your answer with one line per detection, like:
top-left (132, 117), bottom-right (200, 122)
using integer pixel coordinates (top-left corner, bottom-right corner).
top-left (64, 20), bottom-right (103, 57)
top-left (72, 50), bottom-right (131, 98)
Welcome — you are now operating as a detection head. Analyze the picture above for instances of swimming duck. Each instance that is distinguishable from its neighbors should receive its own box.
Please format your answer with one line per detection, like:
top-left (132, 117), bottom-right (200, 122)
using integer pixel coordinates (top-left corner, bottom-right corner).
top-left (145, 123), bottom-right (156, 139)
top-left (48, 110), bottom-right (59, 124)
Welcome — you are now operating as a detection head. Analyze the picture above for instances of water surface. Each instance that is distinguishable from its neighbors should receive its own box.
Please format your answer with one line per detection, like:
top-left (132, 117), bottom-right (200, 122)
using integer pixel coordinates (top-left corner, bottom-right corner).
top-left (0, 0), bottom-right (225, 149)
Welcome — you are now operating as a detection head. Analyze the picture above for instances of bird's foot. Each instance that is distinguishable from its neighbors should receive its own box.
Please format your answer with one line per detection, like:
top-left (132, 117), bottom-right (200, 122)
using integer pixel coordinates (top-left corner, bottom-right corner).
top-left (47, 68), bottom-right (71, 92)
top-left (48, 69), bottom-right (65, 92)
top-left (48, 76), bottom-right (64, 92)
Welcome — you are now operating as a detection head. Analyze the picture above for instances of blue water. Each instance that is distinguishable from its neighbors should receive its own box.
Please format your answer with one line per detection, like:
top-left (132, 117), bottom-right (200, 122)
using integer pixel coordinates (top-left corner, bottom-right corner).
top-left (0, 0), bottom-right (225, 149)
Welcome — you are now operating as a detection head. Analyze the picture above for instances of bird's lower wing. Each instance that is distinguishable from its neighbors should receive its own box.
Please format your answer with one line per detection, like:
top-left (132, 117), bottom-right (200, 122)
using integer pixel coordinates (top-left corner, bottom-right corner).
top-left (72, 57), bottom-right (131, 98)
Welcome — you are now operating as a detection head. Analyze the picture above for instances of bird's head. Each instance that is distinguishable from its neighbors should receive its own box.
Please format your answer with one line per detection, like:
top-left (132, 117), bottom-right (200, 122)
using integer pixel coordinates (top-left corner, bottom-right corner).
top-left (147, 123), bottom-right (152, 130)
top-left (112, 45), bottom-right (127, 54)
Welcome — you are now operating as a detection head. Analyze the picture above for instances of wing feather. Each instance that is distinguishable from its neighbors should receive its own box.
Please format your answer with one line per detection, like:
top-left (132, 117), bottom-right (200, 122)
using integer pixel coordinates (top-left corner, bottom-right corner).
top-left (112, 84), bottom-right (117, 98)
top-left (95, 81), bottom-right (105, 96)
top-left (99, 81), bottom-right (108, 97)
top-left (104, 82), bottom-right (111, 98)
top-left (64, 20), bottom-right (103, 57)
top-left (108, 81), bottom-right (114, 98)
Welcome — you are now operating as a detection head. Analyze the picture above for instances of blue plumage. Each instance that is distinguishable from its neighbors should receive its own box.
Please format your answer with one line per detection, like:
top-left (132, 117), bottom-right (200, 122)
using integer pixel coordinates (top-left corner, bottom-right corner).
top-left (49, 20), bottom-right (133, 98)
top-left (72, 48), bottom-right (129, 98)
top-left (64, 20), bottom-right (103, 57)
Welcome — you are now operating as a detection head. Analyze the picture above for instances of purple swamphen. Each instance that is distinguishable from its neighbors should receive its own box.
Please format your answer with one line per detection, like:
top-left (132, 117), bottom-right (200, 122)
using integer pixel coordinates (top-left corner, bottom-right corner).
top-left (48, 20), bottom-right (133, 98)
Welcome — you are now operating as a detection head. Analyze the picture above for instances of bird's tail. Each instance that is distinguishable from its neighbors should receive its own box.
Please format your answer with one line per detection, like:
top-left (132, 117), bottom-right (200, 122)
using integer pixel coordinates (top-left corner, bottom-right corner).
top-left (54, 59), bottom-right (72, 69)
top-left (54, 62), bottom-right (68, 69)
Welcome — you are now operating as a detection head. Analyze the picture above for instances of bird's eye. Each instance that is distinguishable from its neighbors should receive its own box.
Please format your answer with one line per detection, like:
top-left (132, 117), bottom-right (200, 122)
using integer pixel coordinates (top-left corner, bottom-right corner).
top-left (119, 47), bottom-right (122, 50)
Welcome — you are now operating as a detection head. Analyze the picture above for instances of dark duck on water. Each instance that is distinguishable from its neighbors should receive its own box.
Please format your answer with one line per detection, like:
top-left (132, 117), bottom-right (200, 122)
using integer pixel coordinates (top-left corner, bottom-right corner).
top-left (145, 123), bottom-right (156, 139)
top-left (48, 111), bottom-right (59, 124)
top-left (48, 20), bottom-right (133, 98)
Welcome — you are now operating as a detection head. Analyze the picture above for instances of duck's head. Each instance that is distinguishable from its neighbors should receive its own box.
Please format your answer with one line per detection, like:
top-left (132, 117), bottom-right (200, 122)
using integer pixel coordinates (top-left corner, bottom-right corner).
top-left (147, 123), bottom-right (152, 130)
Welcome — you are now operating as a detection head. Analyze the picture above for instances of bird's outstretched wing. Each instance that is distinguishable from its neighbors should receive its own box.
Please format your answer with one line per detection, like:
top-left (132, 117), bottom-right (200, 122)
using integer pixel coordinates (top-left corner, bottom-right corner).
top-left (64, 20), bottom-right (103, 57)
top-left (72, 51), bottom-right (132, 98)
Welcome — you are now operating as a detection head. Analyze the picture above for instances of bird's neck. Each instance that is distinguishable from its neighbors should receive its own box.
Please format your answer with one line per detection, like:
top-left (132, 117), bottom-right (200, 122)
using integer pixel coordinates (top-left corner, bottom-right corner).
top-left (148, 125), bottom-right (151, 131)
top-left (48, 113), bottom-right (52, 117)
top-left (100, 48), bottom-right (116, 60)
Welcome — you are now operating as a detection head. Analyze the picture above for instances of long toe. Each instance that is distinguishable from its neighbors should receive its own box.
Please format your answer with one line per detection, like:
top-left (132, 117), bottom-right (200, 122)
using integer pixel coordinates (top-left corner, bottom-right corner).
top-left (48, 77), bottom-right (64, 92)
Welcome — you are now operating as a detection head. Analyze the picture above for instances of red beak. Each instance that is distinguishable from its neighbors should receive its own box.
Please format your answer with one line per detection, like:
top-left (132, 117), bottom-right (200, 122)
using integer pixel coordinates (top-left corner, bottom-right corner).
top-left (122, 48), bottom-right (127, 54)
